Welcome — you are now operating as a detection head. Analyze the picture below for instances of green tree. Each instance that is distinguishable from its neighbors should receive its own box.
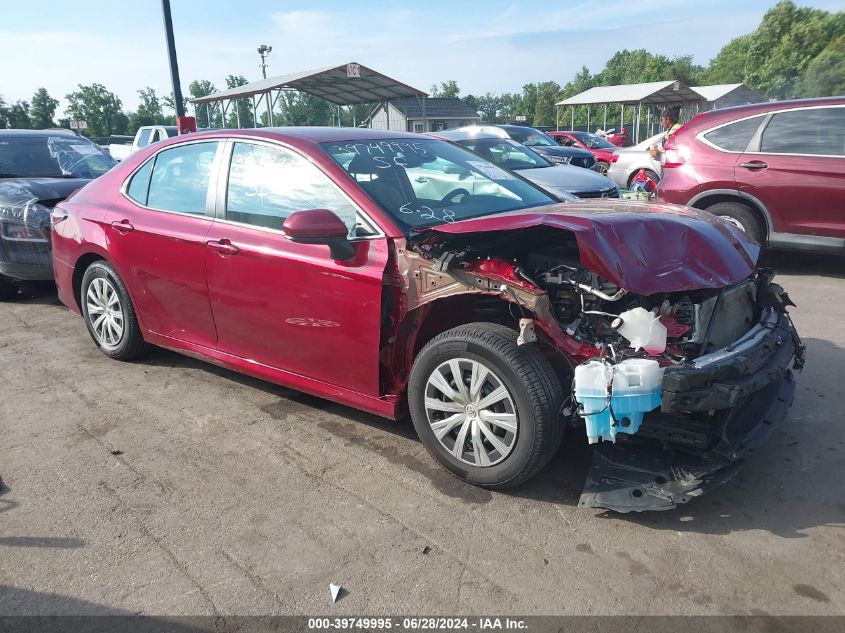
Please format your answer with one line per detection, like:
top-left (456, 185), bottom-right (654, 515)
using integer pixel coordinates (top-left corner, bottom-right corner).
top-left (65, 83), bottom-right (128, 137)
top-left (188, 79), bottom-right (219, 128)
top-left (277, 92), bottom-right (332, 126)
top-left (29, 88), bottom-right (59, 129)
top-left (476, 92), bottom-right (502, 122)
top-left (462, 94), bottom-right (479, 116)
top-left (533, 81), bottom-right (561, 127)
top-left (0, 96), bottom-right (7, 128)
top-left (705, 34), bottom-right (754, 84)
top-left (430, 80), bottom-right (461, 98)
top-left (7, 101), bottom-right (31, 129)
top-left (706, 1), bottom-right (845, 98)
top-left (128, 87), bottom-right (165, 131)
top-left (225, 75), bottom-right (254, 128)
top-left (801, 33), bottom-right (845, 96)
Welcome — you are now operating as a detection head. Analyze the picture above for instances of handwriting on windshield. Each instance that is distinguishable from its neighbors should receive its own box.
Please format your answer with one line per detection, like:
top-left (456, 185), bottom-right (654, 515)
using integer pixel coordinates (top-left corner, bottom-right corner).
top-left (330, 141), bottom-right (433, 169)
top-left (399, 203), bottom-right (456, 223)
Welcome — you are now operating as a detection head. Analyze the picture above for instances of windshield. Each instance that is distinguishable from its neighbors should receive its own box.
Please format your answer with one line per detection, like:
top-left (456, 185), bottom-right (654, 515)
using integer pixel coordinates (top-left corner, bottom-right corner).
top-left (321, 138), bottom-right (555, 231)
top-left (505, 127), bottom-right (556, 147)
top-left (0, 135), bottom-right (117, 179)
top-left (571, 132), bottom-right (616, 150)
top-left (456, 138), bottom-right (550, 170)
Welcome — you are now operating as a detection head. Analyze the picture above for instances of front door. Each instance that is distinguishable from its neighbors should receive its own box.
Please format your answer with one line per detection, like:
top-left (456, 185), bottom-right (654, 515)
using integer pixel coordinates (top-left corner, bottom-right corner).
top-left (105, 140), bottom-right (222, 348)
top-left (204, 140), bottom-right (388, 396)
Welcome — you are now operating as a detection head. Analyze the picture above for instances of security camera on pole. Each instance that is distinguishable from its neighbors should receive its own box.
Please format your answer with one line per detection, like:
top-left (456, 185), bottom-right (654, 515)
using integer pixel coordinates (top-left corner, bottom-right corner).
top-left (258, 44), bottom-right (273, 79)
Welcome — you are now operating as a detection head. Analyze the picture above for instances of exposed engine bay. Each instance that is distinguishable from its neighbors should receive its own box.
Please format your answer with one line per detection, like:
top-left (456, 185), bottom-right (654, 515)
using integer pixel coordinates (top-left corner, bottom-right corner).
top-left (404, 224), bottom-right (805, 512)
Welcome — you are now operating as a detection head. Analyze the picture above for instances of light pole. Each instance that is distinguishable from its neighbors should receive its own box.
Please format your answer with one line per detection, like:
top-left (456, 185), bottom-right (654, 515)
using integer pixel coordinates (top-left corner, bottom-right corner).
top-left (161, 0), bottom-right (185, 118)
top-left (258, 45), bottom-right (272, 79)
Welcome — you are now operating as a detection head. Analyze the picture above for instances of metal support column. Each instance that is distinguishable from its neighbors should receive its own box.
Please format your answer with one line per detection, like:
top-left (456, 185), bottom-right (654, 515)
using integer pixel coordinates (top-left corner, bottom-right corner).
top-left (252, 95), bottom-right (258, 127)
top-left (160, 0), bottom-right (185, 119)
top-left (603, 104), bottom-right (607, 131)
top-left (570, 106), bottom-right (574, 129)
top-left (620, 104), bottom-right (624, 130)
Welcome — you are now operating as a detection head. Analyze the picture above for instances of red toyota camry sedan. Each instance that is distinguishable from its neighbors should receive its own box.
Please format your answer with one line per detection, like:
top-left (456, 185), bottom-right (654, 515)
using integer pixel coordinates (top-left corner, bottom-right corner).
top-left (51, 127), bottom-right (803, 512)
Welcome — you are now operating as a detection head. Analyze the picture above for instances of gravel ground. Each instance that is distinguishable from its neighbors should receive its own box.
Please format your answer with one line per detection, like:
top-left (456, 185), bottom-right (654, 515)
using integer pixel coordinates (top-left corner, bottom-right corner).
top-left (0, 251), bottom-right (843, 617)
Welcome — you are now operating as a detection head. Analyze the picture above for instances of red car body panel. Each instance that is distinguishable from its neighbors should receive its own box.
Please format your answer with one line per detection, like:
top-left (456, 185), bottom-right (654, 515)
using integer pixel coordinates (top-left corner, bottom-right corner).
top-left (547, 132), bottom-right (616, 166)
top-left (51, 128), bottom-right (760, 422)
top-left (655, 97), bottom-right (845, 249)
top-left (429, 201), bottom-right (759, 294)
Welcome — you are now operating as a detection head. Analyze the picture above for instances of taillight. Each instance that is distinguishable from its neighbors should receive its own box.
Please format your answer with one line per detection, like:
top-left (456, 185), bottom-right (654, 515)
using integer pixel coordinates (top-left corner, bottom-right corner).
top-left (611, 153), bottom-right (619, 163)
top-left (661, 136), bottom-right (684, 168)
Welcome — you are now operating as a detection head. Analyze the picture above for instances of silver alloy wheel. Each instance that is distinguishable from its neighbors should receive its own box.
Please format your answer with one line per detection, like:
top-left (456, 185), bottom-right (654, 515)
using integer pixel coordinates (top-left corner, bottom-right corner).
top-left (86, 277), bottom-right (124, 347)
top-left (719, 215), bottom-right (747, 233)
top-left (424, 357), bottom-right (518, 467)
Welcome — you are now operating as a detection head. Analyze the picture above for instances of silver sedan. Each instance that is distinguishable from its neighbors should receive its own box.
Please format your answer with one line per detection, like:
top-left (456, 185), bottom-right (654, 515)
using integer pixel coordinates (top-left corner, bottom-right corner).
top-left (606, 132), bottom-right (664, 190)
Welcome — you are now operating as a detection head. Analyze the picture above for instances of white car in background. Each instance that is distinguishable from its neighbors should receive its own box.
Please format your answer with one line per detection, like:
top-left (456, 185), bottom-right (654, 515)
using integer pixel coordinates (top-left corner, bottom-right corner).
top-left (108, 126), bottom-right (178, 162)
top-left (606, 132), bottom-right (664, 190)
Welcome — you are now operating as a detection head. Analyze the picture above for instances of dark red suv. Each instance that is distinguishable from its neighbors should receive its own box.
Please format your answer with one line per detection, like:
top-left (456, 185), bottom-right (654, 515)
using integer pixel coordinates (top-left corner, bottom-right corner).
top-left (656, 97), bottom-right (845, 253)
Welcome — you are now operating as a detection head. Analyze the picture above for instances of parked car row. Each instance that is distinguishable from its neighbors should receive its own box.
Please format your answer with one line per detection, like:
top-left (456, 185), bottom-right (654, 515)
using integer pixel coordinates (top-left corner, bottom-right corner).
top-left (1, 99), bottom-right (834, 512)
top-left (32, 126), bottom-right (803, 512)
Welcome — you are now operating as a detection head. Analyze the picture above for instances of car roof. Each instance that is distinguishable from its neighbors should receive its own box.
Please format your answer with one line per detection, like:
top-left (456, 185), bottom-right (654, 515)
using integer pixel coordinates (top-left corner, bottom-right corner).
top-left (688, 96), bottom-right (845, 127)
top-left (177, 126), bottom-right (432, 145)
top-left (435, 128), bottom-right (506, 142)
top-left (0, 128), bottom-right (79, 137)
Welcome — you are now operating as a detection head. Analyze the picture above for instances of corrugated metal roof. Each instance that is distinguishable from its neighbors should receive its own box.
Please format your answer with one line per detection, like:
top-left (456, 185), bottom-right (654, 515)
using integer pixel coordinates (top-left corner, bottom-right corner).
top-left (191, 62), bottom-right (427, 106)
top-left (691, 83), bottom-right (764, 102)
top-left (556, 80), bottom-right (704, 106)
top-left (390, 97), bottom-right (480, 119)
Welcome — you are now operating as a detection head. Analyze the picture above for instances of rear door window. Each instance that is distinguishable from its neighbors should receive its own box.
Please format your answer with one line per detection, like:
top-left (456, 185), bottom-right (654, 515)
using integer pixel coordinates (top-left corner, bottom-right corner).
top-left (703, 116), bottom-right (764, 152)
top-left (760, 107), bottom-right (845, 156)
top-left (145, 142), bottom-right (218, 214)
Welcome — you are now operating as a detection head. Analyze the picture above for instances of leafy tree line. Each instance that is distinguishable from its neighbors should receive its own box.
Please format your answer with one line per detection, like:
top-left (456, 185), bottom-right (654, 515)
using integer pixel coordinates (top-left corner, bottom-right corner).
top-left (459, 0), bottom-right (843, 127)
top-left (1, 1), bottom-right (840, 136)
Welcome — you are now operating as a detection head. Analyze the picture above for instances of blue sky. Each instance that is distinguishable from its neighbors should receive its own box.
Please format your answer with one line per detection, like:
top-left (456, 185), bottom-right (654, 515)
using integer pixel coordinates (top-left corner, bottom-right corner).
top-left (1, 0), bottom-right (841, 115)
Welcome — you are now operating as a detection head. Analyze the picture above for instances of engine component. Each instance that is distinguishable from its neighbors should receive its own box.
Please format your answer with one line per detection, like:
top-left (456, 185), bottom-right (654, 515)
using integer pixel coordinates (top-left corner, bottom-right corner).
top-left (615, 307), bottom-right (668, 354)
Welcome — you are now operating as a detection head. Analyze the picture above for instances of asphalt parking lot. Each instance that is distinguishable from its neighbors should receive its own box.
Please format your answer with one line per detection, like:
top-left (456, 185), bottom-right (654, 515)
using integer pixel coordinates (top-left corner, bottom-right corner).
top-left (0, 252), bottom-right (843, 617)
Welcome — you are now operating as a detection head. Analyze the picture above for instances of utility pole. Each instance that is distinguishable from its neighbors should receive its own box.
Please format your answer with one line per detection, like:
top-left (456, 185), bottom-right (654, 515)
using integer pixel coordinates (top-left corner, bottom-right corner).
top-left (161, 0), bottom-right (185, 118)
top-left (258, 45), bottom-right (273, 79)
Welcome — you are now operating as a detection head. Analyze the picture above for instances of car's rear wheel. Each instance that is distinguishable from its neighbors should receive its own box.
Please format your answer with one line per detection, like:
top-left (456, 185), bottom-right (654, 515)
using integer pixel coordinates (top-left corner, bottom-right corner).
top-left (706, 201), bottom-right (763, 243)
top-left (408, 323), bottom-right (565, 489)
top-left (0, 275), bottom-right (18, 301)
top-left (81, 260), bottom-right (148, 361)
top-left (596, 161), bottom-right (610, 175)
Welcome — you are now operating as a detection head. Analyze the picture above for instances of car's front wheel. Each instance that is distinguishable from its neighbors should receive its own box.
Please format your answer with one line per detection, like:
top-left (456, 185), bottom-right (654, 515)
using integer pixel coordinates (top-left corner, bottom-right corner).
top-left (408, 323), bottom-right (565, 489)
top-left (80, 260), bottom-right (148, 361)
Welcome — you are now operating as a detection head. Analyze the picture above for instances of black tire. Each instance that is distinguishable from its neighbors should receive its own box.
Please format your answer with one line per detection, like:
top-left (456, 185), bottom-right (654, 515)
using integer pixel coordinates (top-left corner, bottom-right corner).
top-left (705, 201), bottom-right (763, 243)
top-left (80, 260), bottom-right (148, 361)
top-left (596, 161), bottom-right (610, 175)
top-left (408, 323), bottom-right (565, 490)
top-left (0, 275), bottom-right (18, 301)
top-left (628, 169), bottom-right (660, 188)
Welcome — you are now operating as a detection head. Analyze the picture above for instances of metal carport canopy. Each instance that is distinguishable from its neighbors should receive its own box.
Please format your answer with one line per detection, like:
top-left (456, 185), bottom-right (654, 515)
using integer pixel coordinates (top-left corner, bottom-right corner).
top-left (191, 62), bottom-right (427, 106)
top-left (556, 80), bottom-right (705, 106)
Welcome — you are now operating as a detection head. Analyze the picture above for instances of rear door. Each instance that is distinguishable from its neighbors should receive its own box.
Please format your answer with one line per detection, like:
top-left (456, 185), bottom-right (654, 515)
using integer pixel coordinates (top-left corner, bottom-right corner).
top-left (736, 105), bottom-right (845, 238)
top-left (106, 140), bottom-right (222, 348)
top-left (204, 140), bottom-right (389, 395)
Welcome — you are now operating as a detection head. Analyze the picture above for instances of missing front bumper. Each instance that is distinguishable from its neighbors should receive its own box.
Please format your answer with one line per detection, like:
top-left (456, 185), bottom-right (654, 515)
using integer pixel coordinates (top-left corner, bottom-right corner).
top-left (578, 369), bottom-right (796, 512)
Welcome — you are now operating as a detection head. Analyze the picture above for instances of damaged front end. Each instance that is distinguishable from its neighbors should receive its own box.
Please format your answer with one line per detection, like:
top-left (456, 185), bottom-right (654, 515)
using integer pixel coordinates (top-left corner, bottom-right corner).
top-left (400, 206), bottom-right (804, 512)
top-left (0, 181), bottom-right (54, 282)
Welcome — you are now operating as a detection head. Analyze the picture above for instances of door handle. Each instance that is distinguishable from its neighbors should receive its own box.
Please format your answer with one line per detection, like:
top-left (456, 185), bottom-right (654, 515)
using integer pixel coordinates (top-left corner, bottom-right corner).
top-left (414, 176), bottom-right (429, 183)
top-left (110, 220), bottom-right (134, 233)
top-left (739, 161), bottom-right (768, 171)
top-left (206, 239), bottom-right (239, 255)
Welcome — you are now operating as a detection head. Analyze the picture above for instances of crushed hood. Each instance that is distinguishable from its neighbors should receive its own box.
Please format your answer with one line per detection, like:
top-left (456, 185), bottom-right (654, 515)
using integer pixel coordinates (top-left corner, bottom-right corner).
top-left (426, 201), bottom-right (760, 295)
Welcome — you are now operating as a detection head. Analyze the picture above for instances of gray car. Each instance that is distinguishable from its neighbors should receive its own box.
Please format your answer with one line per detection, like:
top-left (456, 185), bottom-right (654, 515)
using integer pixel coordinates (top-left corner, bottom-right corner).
top-left (606, 132), bottom-right (664, 190)
top-left (434, 129), bottom-right (619, 200)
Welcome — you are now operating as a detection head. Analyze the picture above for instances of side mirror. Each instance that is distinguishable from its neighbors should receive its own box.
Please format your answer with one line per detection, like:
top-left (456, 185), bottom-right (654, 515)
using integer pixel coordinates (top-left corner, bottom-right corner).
top-left (282, 209), bottom-right (356, 261)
